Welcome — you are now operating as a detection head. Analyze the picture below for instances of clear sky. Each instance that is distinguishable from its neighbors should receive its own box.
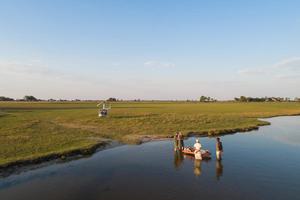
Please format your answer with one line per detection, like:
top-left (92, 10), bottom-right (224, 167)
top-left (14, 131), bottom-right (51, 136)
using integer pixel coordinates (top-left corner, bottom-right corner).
top-left (1, 0), bottom-right (300, 100)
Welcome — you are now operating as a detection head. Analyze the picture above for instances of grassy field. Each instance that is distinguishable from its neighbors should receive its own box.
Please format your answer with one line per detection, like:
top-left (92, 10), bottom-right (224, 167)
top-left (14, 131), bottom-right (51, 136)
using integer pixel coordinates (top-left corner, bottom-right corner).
top-left (1, 101), bottom-right (300, 167)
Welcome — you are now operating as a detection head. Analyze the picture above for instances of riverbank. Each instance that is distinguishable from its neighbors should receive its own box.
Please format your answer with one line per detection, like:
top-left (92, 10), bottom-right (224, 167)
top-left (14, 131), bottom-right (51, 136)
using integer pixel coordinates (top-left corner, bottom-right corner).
top-left (0, 140), bottom-right (111, 174)
top-left (1, 101), bottom-right (300, 170)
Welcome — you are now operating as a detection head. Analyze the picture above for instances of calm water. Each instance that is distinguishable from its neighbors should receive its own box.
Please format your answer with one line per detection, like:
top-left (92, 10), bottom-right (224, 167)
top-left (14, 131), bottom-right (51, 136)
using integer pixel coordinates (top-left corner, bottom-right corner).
top-left (1, 116), bottom-right (300, 200)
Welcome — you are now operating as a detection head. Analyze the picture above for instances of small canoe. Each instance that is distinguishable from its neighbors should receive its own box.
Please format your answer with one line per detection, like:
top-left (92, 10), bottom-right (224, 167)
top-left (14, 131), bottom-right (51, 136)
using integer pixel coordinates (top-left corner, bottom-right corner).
top-left (182, 148), bottom-right (211, 159)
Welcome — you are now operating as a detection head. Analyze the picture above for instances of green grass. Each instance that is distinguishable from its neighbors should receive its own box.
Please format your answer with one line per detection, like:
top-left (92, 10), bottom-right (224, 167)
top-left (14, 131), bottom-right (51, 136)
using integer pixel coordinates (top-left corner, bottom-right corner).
top-left (1, 101), bottom-right (300, 166)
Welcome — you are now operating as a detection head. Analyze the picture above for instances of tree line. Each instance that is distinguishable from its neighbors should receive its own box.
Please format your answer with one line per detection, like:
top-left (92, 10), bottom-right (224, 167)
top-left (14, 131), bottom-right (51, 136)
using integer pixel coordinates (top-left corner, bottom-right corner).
top-left (0, 96), bottom-right (40, 101)
top-left (1, 95), bottom-right (300, 102)
top-left (0, 96), bottom-right (121, 102)
top-left (234, 96), bottom-right (299, 102)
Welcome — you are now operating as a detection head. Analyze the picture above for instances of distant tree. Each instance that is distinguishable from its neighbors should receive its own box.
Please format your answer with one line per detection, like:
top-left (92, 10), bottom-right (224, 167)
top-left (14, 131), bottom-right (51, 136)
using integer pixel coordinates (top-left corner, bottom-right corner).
top-left (240, 96), bottom-right (247, 102)
top-left (0, 96), bottom-right (14, 101)
top-left (234, 97), bottom-right (240, 101)
top-left (265, 97), bottom-right (273, 102)
top-left (234, 96), bottom-right (293, 102)
top-left (275, 97), bottom-right (284, 102)
top-left (199, 96), bottom-right (207, 102)
top-left (107, 97), bottom-right (117, 102)
top-left (24, 95), bottom-right (38, 101)
top-left (199, 96), bottom-right (216, 102)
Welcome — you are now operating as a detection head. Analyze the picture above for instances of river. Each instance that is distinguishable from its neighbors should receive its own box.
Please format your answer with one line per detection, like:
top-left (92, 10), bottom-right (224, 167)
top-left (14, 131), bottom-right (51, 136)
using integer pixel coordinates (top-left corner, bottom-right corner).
top-left (1, 116), bottom-right (300, 200)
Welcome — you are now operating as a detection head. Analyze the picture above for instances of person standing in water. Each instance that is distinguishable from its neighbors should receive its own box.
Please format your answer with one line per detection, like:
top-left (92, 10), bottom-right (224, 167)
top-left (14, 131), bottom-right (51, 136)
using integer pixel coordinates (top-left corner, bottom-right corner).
top-left (216, 137), bottom-right (223, 160)
top-left (174, 132), bottom-right (179, 151)
top-left (194, 139), bottom-right (202, 160)
top-left (178, 132), bottom-right (184, 150)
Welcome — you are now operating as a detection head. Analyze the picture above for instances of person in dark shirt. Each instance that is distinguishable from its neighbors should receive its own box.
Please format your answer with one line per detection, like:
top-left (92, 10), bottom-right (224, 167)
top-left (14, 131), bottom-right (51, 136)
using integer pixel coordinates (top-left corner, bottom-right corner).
top-left (216, 137), bottom-right (223, 160)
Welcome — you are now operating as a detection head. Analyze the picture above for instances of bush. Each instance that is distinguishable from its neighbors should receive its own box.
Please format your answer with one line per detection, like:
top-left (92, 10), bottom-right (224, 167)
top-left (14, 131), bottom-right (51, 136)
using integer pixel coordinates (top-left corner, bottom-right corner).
top-left (24, 95), bottom-right (38, 101)
top-left (0, 96), bottom-right (14, 101)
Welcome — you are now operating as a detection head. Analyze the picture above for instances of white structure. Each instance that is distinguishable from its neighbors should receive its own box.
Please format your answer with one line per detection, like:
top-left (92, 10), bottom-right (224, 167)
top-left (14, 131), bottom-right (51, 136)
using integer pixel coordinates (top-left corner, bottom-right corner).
top-left (97, 101), bottom-right (111, 117)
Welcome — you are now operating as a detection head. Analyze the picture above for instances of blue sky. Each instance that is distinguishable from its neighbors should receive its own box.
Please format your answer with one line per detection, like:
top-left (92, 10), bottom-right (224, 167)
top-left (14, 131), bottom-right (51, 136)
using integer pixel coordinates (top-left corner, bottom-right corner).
top-left (1, 0), bottom-right (300, 100)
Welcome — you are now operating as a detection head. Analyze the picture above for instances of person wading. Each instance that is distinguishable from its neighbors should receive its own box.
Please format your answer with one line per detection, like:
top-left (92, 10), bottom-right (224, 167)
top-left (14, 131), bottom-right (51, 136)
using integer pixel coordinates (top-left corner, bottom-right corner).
top-left (216, 137), bottom-right (223, 160)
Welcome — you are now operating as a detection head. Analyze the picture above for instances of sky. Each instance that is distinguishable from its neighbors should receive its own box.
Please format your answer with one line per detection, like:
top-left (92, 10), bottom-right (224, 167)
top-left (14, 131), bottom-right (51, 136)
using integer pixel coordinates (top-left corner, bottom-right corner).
top-left (1, 0), bottom-right (300, 100)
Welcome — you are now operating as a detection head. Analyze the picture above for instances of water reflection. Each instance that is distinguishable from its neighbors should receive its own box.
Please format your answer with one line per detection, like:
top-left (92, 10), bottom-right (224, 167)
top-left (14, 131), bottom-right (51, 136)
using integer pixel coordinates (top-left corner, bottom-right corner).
top-left (194, 160), bottom-right (202, 176)
top-left (215, 160), bottom-right (223, 180)
top-left (173, 151), bottom-right (184, 169)
top-left (173, 151), bottom-right (224, 179)
top-left (263, 116), bottom-right (300, 146)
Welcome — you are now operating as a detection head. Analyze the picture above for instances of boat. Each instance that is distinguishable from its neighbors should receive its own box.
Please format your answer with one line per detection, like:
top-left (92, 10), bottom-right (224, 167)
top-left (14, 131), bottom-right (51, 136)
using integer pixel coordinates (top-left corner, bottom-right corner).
top-left (181, 147), bottom-right (211, 159)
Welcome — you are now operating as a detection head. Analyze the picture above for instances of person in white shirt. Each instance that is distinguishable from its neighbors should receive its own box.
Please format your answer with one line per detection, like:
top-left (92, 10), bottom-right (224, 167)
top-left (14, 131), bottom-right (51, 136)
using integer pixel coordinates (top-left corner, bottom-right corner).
top-left (194, 139), bottom-right (202, 160)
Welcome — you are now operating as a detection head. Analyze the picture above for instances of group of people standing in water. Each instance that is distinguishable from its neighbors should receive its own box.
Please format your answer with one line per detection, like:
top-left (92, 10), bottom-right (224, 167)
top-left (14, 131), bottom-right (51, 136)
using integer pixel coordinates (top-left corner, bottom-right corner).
top-left (173, 132), bottom-right (224, 177)
top-left (174, 132), bottom-right (223, 161)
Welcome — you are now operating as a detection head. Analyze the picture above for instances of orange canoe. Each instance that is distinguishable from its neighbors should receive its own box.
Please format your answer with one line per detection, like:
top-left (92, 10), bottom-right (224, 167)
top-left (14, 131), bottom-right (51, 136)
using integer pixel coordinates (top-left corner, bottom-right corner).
top-left (182, 148), bottom-right (211, 159)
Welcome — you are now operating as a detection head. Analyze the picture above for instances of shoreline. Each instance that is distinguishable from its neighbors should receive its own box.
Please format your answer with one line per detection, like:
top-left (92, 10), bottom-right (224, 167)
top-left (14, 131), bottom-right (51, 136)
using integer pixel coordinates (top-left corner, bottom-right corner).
top-left (1, 114), bottom-right (299, 176)
top-left (0, 140), bottom-right (112, 177)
